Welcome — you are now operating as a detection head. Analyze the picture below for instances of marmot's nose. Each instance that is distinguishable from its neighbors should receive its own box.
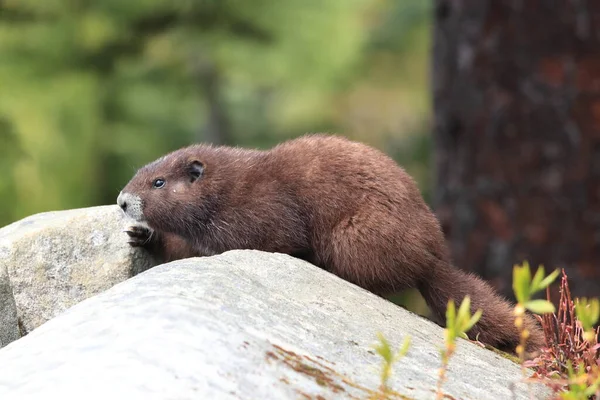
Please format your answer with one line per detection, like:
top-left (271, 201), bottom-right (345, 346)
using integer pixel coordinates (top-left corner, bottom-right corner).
top-left (117, 192), bottom-right (127, 212)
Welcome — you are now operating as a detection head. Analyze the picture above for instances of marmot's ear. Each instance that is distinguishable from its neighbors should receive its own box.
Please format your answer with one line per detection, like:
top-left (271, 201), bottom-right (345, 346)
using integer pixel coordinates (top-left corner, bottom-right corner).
top-left (188, 160), bottom-right (204, 183)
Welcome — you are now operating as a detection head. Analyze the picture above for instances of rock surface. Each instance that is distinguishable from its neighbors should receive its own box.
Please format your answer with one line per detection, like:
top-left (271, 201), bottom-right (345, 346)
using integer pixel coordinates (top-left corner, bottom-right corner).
top-left (0, 250), bottom-right (549, 400)
top-left (0, 262), bottom-right (18, 347)
top-left (0, 205), bottom-right (156, 344)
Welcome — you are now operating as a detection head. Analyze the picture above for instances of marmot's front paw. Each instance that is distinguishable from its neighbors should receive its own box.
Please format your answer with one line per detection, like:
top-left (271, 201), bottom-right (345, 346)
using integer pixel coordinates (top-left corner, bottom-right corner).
top-left (124, 225), bottom-right (153, 247)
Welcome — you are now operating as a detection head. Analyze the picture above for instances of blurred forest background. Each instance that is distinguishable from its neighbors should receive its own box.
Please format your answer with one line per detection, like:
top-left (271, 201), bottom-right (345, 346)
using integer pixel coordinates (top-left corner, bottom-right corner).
top-left (0, 0), bottom-right (433, 225)
top-left (2, 0), bottom-right (599, 310)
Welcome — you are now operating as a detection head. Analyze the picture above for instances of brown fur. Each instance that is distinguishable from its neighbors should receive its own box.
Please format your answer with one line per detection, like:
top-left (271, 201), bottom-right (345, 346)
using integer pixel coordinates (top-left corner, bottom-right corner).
top-left (118, 134), bottom-right (544, 355)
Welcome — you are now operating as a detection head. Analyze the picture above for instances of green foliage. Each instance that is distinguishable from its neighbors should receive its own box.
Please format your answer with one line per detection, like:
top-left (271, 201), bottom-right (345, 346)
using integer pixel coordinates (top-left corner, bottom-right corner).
top-left (369, 271), bottom-right (599, 399)
top-left (514, 268), bottom-right (600, 399)
top-left (560, 362), bottom-right (600, 400)
top-left (511, 261), bottom-right (559, 379)
top-left (372, 332), bottom-right (411, 395)
top-left (574, 298), bottom-right (600, 340)
top-left (444, 295), bottom-right (482, 342)
top-left (436, 296), bottom-right (482, 400)
top-left (512, 261), bottom-right (559, 314)
top-left (0, 0), bottom-right (433, 226)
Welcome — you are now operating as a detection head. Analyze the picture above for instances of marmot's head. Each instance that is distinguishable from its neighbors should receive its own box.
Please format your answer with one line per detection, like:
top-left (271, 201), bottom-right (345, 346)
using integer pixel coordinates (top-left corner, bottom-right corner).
top-left (117, 146), bottom-right (220, 236)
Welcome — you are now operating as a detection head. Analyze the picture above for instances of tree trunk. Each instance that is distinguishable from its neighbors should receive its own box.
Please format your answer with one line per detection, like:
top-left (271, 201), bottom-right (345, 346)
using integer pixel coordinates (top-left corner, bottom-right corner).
top-left (432, 0), bottom-right (600, 299)
top-left (194, 58), bottom-right (232, 146)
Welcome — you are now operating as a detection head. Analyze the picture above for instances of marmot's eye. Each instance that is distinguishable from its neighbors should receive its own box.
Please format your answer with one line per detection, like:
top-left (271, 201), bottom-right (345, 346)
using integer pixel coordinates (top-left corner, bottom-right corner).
top-left (153, 178), bottom-right (166, 189)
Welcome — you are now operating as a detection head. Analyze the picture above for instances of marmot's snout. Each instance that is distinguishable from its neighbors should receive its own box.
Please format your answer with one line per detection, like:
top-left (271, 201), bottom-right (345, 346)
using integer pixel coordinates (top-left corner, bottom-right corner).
top-left (117, 191), bottom-right (144, 221)
top-left (116, 191), bottom-right (128, 212)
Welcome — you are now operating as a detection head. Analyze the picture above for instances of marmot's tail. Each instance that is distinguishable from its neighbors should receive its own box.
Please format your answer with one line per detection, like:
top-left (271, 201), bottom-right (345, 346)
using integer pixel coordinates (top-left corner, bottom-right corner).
top-left (418, 259), bottom-right (544, 356)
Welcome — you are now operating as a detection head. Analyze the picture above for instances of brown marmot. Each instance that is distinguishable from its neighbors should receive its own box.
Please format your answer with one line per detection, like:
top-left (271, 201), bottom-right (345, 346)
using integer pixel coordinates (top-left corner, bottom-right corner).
top-left (117, 134), bottom-right (544, 355)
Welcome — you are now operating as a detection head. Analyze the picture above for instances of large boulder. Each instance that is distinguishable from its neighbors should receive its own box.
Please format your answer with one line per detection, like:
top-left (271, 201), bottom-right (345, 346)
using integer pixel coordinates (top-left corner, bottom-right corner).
top-left (0, 205), bottom-right (155, 345)
top-left (0, 250), bottom-right (549, 399)
top-left (0, 261), bottom-right (18, 347)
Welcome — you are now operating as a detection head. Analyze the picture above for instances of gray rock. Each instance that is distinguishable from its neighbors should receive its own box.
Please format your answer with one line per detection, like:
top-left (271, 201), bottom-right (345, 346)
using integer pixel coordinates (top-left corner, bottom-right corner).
top-left (0, 250), bottom-right (549, 400)
top-left (0, 262), bottom-right (19, 347)
top-left (0, 205), bottom-right (155, 343)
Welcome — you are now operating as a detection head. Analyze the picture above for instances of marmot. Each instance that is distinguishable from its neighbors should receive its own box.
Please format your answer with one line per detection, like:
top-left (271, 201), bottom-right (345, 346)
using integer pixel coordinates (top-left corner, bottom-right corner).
top-left (117, 134), bottom-right (544, 355)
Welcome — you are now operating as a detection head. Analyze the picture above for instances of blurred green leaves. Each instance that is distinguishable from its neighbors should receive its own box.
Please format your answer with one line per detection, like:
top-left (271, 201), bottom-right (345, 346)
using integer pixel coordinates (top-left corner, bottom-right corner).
top-left (513, 262), bottom-right (560, 314)
top-left (0, 0), bottom-right (432, 225)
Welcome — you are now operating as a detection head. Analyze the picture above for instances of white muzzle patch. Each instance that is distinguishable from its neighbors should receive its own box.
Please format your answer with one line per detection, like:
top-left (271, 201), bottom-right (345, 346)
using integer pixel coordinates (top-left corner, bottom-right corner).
top-left (116, 191), bottom-right (145, 222)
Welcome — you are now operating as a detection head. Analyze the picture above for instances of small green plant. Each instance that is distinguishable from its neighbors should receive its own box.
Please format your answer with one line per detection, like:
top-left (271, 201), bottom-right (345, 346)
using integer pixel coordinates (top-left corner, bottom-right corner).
top-left (436, 296), bottom-right (482, 400)
top-left (574, 297), bottom-right (599, 343)
top-left (526, 270), bottom-right (600, 399)
top-left (560, 362), bottom-right (600, 400)
top-left (512, 262), bottom-right (559, 366)
top-left (370, 332), bottom-right (411, 399)
top-left (561, 297), bottom-right (600, 400)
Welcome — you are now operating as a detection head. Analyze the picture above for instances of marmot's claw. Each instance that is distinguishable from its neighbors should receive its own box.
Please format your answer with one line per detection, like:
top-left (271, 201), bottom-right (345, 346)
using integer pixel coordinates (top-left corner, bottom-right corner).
top-left (124, 225), bottom-right (153, 247)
